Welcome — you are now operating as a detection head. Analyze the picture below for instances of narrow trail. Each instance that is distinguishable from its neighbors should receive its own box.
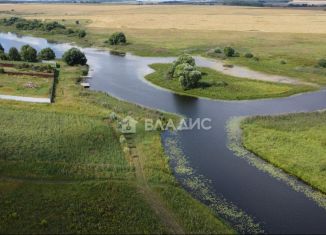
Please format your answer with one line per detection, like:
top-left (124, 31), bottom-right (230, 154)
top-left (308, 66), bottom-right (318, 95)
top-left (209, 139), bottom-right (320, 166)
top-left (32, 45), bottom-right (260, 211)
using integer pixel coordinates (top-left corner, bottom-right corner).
top-left (125, 134), bottom-right (185, 235)
top-left (195, 56), bottom-right (318, 87)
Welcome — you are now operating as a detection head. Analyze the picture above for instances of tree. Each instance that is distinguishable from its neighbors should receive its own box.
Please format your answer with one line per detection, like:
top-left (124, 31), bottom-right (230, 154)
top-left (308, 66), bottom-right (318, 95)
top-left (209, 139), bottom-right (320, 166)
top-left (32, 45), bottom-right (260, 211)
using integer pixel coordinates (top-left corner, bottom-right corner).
top-left (20, 45), bottom-right (37, 62)
top-left (179, 70), bottom-right (202, 90)
top-left (0, 43), bottom-right (4, 52)
top-left (38, 47), bottom-right (56, 60)
top-left (62, 47), bottom-right (87, 66)
top-left (224, 47), bottom-right (235, 57)
top-left (0, 51), bottom-right (8, 60)
top-left (8, 47), bottom-right (21, 61)
top-left (108, 32), bottom-right (127, 45)
top-left (170, 54), bottom-right (195, 77)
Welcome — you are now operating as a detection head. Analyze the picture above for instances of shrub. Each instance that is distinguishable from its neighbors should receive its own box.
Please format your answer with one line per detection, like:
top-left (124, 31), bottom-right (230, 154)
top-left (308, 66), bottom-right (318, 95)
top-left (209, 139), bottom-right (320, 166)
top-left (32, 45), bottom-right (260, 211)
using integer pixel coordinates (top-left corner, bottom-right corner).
top-left (318, 59), bottom-right (326, 68)
top-left (20, 44), bottom-right (37, 62)
top-left (75, 20), bottom-right (80, 25)
top-left (244, 53), bottom-right (254, 58)
top-left (0, 67), bottom-right (5, 74)
top-left (0, 43), bottom-right (4, 52)
top-left (43, 21), bottom-right (65, 31)
top-left (8, 47), bottom-right (21, 61)
top-left (224, 47), bottom-right (235, 57)
top-left (62, 47), bottom-right (87, 66)
top-left (214, 48), bottom-right (222, 53)
top-left (280, 60), bottom-right (287, 65)
top-left (108, 32), bottom-right (127, 45)
top-left (78, 30), bottom-right (87, 38)
top-left (38, 47), bottom-right (56, 60)
top-left (253, 57), bottom-right (260, 61)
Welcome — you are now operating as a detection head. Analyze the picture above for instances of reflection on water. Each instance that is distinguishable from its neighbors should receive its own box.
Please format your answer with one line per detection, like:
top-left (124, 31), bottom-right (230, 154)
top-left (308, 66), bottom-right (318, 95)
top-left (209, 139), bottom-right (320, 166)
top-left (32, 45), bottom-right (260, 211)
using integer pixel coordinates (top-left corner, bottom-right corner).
top-left (1, 32), bottom-right (326, 234)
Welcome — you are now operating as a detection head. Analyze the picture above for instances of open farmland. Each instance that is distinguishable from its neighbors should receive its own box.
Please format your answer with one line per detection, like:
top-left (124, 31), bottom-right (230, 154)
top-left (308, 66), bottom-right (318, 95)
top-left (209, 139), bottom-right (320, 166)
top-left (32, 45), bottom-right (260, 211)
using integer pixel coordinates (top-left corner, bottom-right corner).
top-left (1, 4), bottom-right (326, 85)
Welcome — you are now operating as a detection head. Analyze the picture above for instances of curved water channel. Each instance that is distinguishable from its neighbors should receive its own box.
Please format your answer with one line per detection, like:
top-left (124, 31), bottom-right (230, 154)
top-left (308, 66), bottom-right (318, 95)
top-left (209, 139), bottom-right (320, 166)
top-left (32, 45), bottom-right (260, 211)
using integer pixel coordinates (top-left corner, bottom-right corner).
top-left (1, 32), bottom-right (326, 234)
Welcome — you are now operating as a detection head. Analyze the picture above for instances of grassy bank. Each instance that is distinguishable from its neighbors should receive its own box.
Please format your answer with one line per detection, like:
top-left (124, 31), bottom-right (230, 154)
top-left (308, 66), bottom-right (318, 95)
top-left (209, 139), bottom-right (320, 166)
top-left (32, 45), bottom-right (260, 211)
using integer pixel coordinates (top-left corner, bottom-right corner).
top-left (145, 63), bottom-right (314, 100)
top-left (0, 62), bottom-right (234, 234)
top-left (241, 111), bottom-right (326, 194)
top-left (0, 5), bottom-right (326, 85)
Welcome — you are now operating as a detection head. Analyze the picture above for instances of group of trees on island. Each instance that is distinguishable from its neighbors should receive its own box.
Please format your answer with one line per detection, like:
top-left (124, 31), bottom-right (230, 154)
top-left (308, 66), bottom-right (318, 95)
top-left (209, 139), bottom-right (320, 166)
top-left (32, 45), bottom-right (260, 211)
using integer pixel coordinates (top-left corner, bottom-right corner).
top-left (0, 43), bottom-right (87, 66)
top-left (168, 54), bottom-right (202, 90)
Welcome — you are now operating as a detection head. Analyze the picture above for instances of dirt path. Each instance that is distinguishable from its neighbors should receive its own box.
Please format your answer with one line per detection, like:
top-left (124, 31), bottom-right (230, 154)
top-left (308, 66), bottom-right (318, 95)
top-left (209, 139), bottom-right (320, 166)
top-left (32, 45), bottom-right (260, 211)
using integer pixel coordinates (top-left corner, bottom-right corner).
top-left (126, 135), bottom-right (184, 234)
top-left (195, 56), bottom-right (318, 86)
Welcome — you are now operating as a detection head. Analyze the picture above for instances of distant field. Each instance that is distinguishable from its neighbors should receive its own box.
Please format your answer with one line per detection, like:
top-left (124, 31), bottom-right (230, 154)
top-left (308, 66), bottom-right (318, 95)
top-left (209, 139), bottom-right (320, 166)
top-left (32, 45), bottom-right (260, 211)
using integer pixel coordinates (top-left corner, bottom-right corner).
top-left (1, 4), bottom-right (326, 33)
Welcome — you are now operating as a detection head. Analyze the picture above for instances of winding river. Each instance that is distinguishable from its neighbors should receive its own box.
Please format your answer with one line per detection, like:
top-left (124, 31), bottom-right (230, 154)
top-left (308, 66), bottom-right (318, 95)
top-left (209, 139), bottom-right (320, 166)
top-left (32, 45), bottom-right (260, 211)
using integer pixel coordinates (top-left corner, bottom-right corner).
top-left (1, 32), bottom-right (326, 234)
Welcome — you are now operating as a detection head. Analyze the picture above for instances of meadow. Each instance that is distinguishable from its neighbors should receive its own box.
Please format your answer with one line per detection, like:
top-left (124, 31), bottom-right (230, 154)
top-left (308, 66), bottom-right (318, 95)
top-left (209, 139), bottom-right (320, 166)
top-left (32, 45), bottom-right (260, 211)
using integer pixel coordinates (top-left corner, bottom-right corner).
top-left (241, 111), bottom-right (326, 194)
top-left (145, 63), bottom-right (314, 100)
top-left (0, 73), bottom-right (52, 97)
top-left (0, 62), bottom-right (234, 234)
top-left (0, 4), bottom-right (326, 85)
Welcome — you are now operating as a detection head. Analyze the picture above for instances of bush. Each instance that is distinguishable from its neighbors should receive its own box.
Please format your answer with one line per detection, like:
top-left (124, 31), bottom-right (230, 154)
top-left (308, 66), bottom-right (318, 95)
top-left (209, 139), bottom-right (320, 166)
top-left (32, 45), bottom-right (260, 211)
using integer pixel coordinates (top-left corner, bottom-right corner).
top-left (20, 45), bottom-right (37, 62)
top-left (8, 47), bottom-right (21, 61)
top-left (0, 68), bottom-right (5, 74)
top-left (280, 60), bottom-right (287, 65)
top-left (0, 43), bottom-right (4, 52)
top-left (78, 30), bottom-right (86, 38)
top-left (318, 59), bottom-right (326, 68)
top-left (38, 47), bottom-right (56, 60)
top-left (224, 47), bottom-right (235, 57)
top-left (244, 53), bottom-right (254, 58)
top-left (43, 21), bottom-right (65, 31)
top-left (214, 48), bottom-right (222, 53)
top-left (108, 32), bottom-right (127, 45)
top-left (62, 47), bottom-right (87, 66)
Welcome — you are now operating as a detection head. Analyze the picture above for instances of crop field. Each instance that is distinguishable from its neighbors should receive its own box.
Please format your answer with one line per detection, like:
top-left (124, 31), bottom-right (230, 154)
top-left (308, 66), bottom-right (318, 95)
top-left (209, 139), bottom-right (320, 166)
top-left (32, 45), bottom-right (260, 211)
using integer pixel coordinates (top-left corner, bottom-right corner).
top-left (146, 63), bottom-right (314, 100)
top-left (241, 111), bottom-right (326, 194)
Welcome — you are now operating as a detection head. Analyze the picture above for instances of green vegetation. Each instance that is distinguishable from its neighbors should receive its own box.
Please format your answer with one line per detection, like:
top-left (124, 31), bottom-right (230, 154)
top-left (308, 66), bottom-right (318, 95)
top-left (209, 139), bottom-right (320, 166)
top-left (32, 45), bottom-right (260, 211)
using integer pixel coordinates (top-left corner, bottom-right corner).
top-left (168, 54), bottom-right (202, 90)
top-left (38, 47), bottom-right (56, 61)
top-left (108, 32), bottom-right (127, 45)
top-left (8, 47), bottom-right (21, 61)
top-left (0, 62), bottom-right (234, 234)
top-left (146, 63), bottom-right (314, 100)
top-left (224, 47), bottom-right (235, 57)
top-left (62, 48), bottom-right (87, 66)
top-left (241, 111), bottom-right (326, 194)
top-left (318, 58), bottom-right (326, 68)
top-left (0, 73), bottom-right (52, 98)
top-left (0, 17), bottom-right (86, 39)
top-left (20, 44), bottom-right (37, 62)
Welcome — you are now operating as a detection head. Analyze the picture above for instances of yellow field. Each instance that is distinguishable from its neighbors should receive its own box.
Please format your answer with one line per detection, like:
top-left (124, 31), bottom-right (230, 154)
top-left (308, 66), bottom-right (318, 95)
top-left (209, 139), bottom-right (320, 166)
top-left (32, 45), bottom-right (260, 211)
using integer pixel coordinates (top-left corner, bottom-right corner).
top-left (1, 4), bottom-right (326, 34)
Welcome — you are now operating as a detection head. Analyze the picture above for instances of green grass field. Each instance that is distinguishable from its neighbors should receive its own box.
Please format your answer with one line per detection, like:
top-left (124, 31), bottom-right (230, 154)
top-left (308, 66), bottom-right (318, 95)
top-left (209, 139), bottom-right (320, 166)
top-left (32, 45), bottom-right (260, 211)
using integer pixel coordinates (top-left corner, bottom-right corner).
top-left (241, 111), bottom-right (326, 194)
top-left (0, 62), bottom-right (234, 234)
top-left (145, 63), bottom-right (314, 100)
top-left (0, 73), bottom-right (52, 98)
